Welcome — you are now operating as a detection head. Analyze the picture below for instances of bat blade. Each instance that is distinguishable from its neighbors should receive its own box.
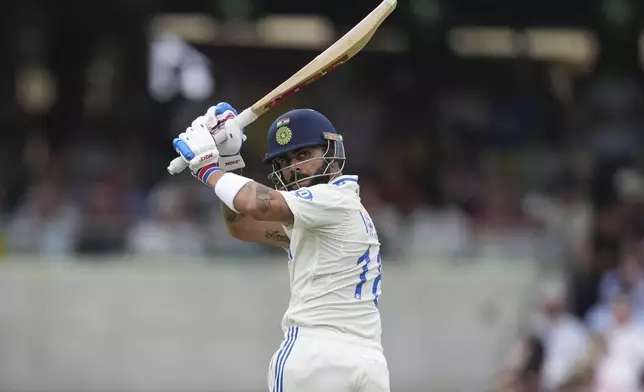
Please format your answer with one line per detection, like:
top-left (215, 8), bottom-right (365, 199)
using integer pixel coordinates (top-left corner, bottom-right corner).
top-left (251, 0), bottom-right (397, 116)
top-left (168, 0), bottom-right (396, 175)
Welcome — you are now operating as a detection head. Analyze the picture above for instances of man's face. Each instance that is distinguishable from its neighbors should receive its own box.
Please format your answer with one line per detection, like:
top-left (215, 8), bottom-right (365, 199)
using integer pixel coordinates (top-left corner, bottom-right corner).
top-left (275, 147), bottom-right (326, 189)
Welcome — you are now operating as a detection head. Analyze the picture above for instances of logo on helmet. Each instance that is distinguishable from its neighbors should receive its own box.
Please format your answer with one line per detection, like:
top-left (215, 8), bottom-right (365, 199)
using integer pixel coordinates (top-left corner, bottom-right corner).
top-left (276, 126), bottom-right (292, 145)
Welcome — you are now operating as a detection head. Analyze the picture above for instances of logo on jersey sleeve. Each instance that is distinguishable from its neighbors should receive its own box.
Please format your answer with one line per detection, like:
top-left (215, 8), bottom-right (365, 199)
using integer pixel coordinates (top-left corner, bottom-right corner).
top-left (294, 189), bottom-right (313, 200)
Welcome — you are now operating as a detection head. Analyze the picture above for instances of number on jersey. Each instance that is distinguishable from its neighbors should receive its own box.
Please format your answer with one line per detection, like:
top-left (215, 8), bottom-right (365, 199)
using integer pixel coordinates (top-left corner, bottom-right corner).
top-left (353, 246), bottom-right (382, 307)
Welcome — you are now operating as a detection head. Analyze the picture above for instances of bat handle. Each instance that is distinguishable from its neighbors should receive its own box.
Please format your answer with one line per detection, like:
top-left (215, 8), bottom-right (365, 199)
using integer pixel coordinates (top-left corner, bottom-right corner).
top-left (236, 107), bottom-right (259, 129)
top-left (167, 108), bottom-right (259, 175)
top-left (167, 156), bottom-right (188, 175)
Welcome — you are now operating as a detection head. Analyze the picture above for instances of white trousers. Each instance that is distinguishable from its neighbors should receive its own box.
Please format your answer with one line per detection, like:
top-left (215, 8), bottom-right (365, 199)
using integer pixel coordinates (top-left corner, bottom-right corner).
top-left (268, 326), bottom-right (390, 392)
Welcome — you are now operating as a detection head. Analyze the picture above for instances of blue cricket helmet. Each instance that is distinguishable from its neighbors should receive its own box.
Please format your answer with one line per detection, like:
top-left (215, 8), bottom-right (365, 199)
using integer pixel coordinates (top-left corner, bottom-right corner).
top-left (263, 109), bottom-right (344, 163)
top-left (263, 109), bottom-right (346, 190)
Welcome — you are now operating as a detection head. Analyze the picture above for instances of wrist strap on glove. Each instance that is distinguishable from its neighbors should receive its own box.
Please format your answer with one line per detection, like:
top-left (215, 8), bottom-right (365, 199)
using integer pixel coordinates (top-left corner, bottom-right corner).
top-left (193, 163), bottom-right (222, 184)
top-left (218, 154), bottom-right (246, 172)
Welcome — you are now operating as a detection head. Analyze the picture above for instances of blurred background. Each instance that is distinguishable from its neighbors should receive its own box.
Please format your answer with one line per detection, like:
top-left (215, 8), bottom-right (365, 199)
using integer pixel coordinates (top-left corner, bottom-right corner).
top-left (1, 0), bottom-right (644, 391)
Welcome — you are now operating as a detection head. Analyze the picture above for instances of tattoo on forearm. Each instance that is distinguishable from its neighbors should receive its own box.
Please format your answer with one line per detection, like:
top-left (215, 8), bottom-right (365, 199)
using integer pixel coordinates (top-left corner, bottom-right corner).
top-left (256, 185), bottom-right (272, 213)
top-left (265, 230), bottom-right (290, 243)
top-left (239, 182), bottom-right (274, 213)
top-left (221, 203), bottom-right (245, 223)
top-left (236, 181), bottom-right (290, 222)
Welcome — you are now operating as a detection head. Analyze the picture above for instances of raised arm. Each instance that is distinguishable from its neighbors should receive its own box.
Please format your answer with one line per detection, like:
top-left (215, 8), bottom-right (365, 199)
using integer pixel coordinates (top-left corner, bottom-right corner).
top-left (207, 172), bottom-right (294, 225)
top-left (220, 202), bottom-right (290, 248)
top-left (168, 103), bottom-right (294, 247)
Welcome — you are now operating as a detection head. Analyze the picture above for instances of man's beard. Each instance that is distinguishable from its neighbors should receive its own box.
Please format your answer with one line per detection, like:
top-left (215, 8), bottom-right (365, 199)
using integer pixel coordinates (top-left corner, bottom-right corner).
top-left (285, 164), bottom-right (331, 191)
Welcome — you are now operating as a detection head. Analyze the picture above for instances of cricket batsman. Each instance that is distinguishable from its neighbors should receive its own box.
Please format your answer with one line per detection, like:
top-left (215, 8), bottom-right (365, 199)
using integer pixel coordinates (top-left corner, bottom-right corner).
top-left (171, 102), bottom-right (389, 392)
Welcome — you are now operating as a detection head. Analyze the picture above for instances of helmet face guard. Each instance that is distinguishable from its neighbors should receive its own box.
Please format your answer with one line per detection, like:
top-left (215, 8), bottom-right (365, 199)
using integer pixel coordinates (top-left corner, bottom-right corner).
top-left (267, 137), bottom-right (346, 191)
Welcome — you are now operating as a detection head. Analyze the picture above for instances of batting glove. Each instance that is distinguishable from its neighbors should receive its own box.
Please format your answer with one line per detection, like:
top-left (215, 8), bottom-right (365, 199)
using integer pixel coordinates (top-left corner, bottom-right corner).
top-left (199, 102), bottom-right (247, 171)
top-left (173, 124), bottom-right (222, 185)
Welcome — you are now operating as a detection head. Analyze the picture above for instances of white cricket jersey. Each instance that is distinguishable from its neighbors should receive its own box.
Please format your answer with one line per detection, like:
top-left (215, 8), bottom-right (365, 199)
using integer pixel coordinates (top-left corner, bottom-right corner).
top-left (279, 175), bottom-right (383, 344)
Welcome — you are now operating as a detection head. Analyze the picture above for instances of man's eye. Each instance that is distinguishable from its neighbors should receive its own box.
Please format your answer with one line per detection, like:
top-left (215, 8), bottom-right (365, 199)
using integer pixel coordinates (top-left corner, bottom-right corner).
top-left (298, 151), bottom-right (310, 159)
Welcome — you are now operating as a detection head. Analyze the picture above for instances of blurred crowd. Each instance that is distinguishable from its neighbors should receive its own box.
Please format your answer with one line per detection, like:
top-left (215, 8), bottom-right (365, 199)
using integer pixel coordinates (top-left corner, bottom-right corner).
top-left (497, 268), bottom-right (644, 392)
top-left (484, 72), bottom-right (644, 391)
top-left (0, 50), bottom-right (594, 261)
top-left (0, 56), bottom-right (637, 261)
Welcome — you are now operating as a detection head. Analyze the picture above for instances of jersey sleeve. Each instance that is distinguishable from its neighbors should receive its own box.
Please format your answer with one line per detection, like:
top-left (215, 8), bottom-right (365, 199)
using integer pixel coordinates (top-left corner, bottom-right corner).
top-left (280, 185), bottom-right (345, 229)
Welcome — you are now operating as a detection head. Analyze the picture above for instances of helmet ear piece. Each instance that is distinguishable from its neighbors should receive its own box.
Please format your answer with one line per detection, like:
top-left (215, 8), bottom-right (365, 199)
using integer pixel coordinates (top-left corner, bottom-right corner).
top-left (333, 140), bottom-right (345, 159)
top-left (323, 140), bottom-right (345, 165)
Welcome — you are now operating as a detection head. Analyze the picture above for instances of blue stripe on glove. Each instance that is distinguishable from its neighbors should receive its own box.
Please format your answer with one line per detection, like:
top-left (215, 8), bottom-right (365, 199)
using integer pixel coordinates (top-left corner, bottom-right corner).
top-left (215, 102), bottom-right (238, 116)
top-left (173, 138), bottom-right (195, 161)
top-left (173, 138), bottom-right (222, 184)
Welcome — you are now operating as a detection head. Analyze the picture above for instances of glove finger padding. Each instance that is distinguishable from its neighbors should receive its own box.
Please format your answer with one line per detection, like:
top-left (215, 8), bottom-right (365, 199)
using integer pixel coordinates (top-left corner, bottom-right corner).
top-left (216, 119), bottom-right (245, 157)
top-left (209, 102), bottom-right (238, 121)
top-left (188, 150), bottom-right (220, 172)
top-left (191, 115), bottom-right (211, 132)
top-left (205, 105), bottom-right (237, 134)
top-left (177, 127), bottom-right (221, 172)
top-left (203, 102), bottom-right (246, 171)
top-left (173, 133), bottom-right (195, 162)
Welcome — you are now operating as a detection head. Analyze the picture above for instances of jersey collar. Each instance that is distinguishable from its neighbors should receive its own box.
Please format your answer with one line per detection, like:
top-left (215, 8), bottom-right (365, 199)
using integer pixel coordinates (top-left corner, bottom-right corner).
top-left (331, 175), bottom-right (358, 186)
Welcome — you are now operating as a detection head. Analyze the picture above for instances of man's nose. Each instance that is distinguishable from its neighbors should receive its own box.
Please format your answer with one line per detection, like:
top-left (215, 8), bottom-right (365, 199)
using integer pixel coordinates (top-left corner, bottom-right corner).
top-left (288, 161), bottom-right (304, 178)
top-left (289, 158), bottom-right (304, 170)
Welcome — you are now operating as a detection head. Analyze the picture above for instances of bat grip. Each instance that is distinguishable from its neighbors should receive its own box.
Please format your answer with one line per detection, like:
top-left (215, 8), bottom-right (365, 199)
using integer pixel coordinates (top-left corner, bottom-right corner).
top-left (167, 108), bottom-right (258, 175)
top-left (236, 107), bottom-right (259, 129)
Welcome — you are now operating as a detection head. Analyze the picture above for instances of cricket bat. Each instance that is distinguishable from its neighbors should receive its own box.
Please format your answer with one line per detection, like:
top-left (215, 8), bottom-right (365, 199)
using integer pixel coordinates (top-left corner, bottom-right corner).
top-left (167, 0), bottom-right (397, 175)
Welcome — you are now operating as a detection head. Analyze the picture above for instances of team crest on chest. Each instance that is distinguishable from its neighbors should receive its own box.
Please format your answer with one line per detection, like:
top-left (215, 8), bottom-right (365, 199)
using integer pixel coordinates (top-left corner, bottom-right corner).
top-left (276, 126), bottom-right (292, 145)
